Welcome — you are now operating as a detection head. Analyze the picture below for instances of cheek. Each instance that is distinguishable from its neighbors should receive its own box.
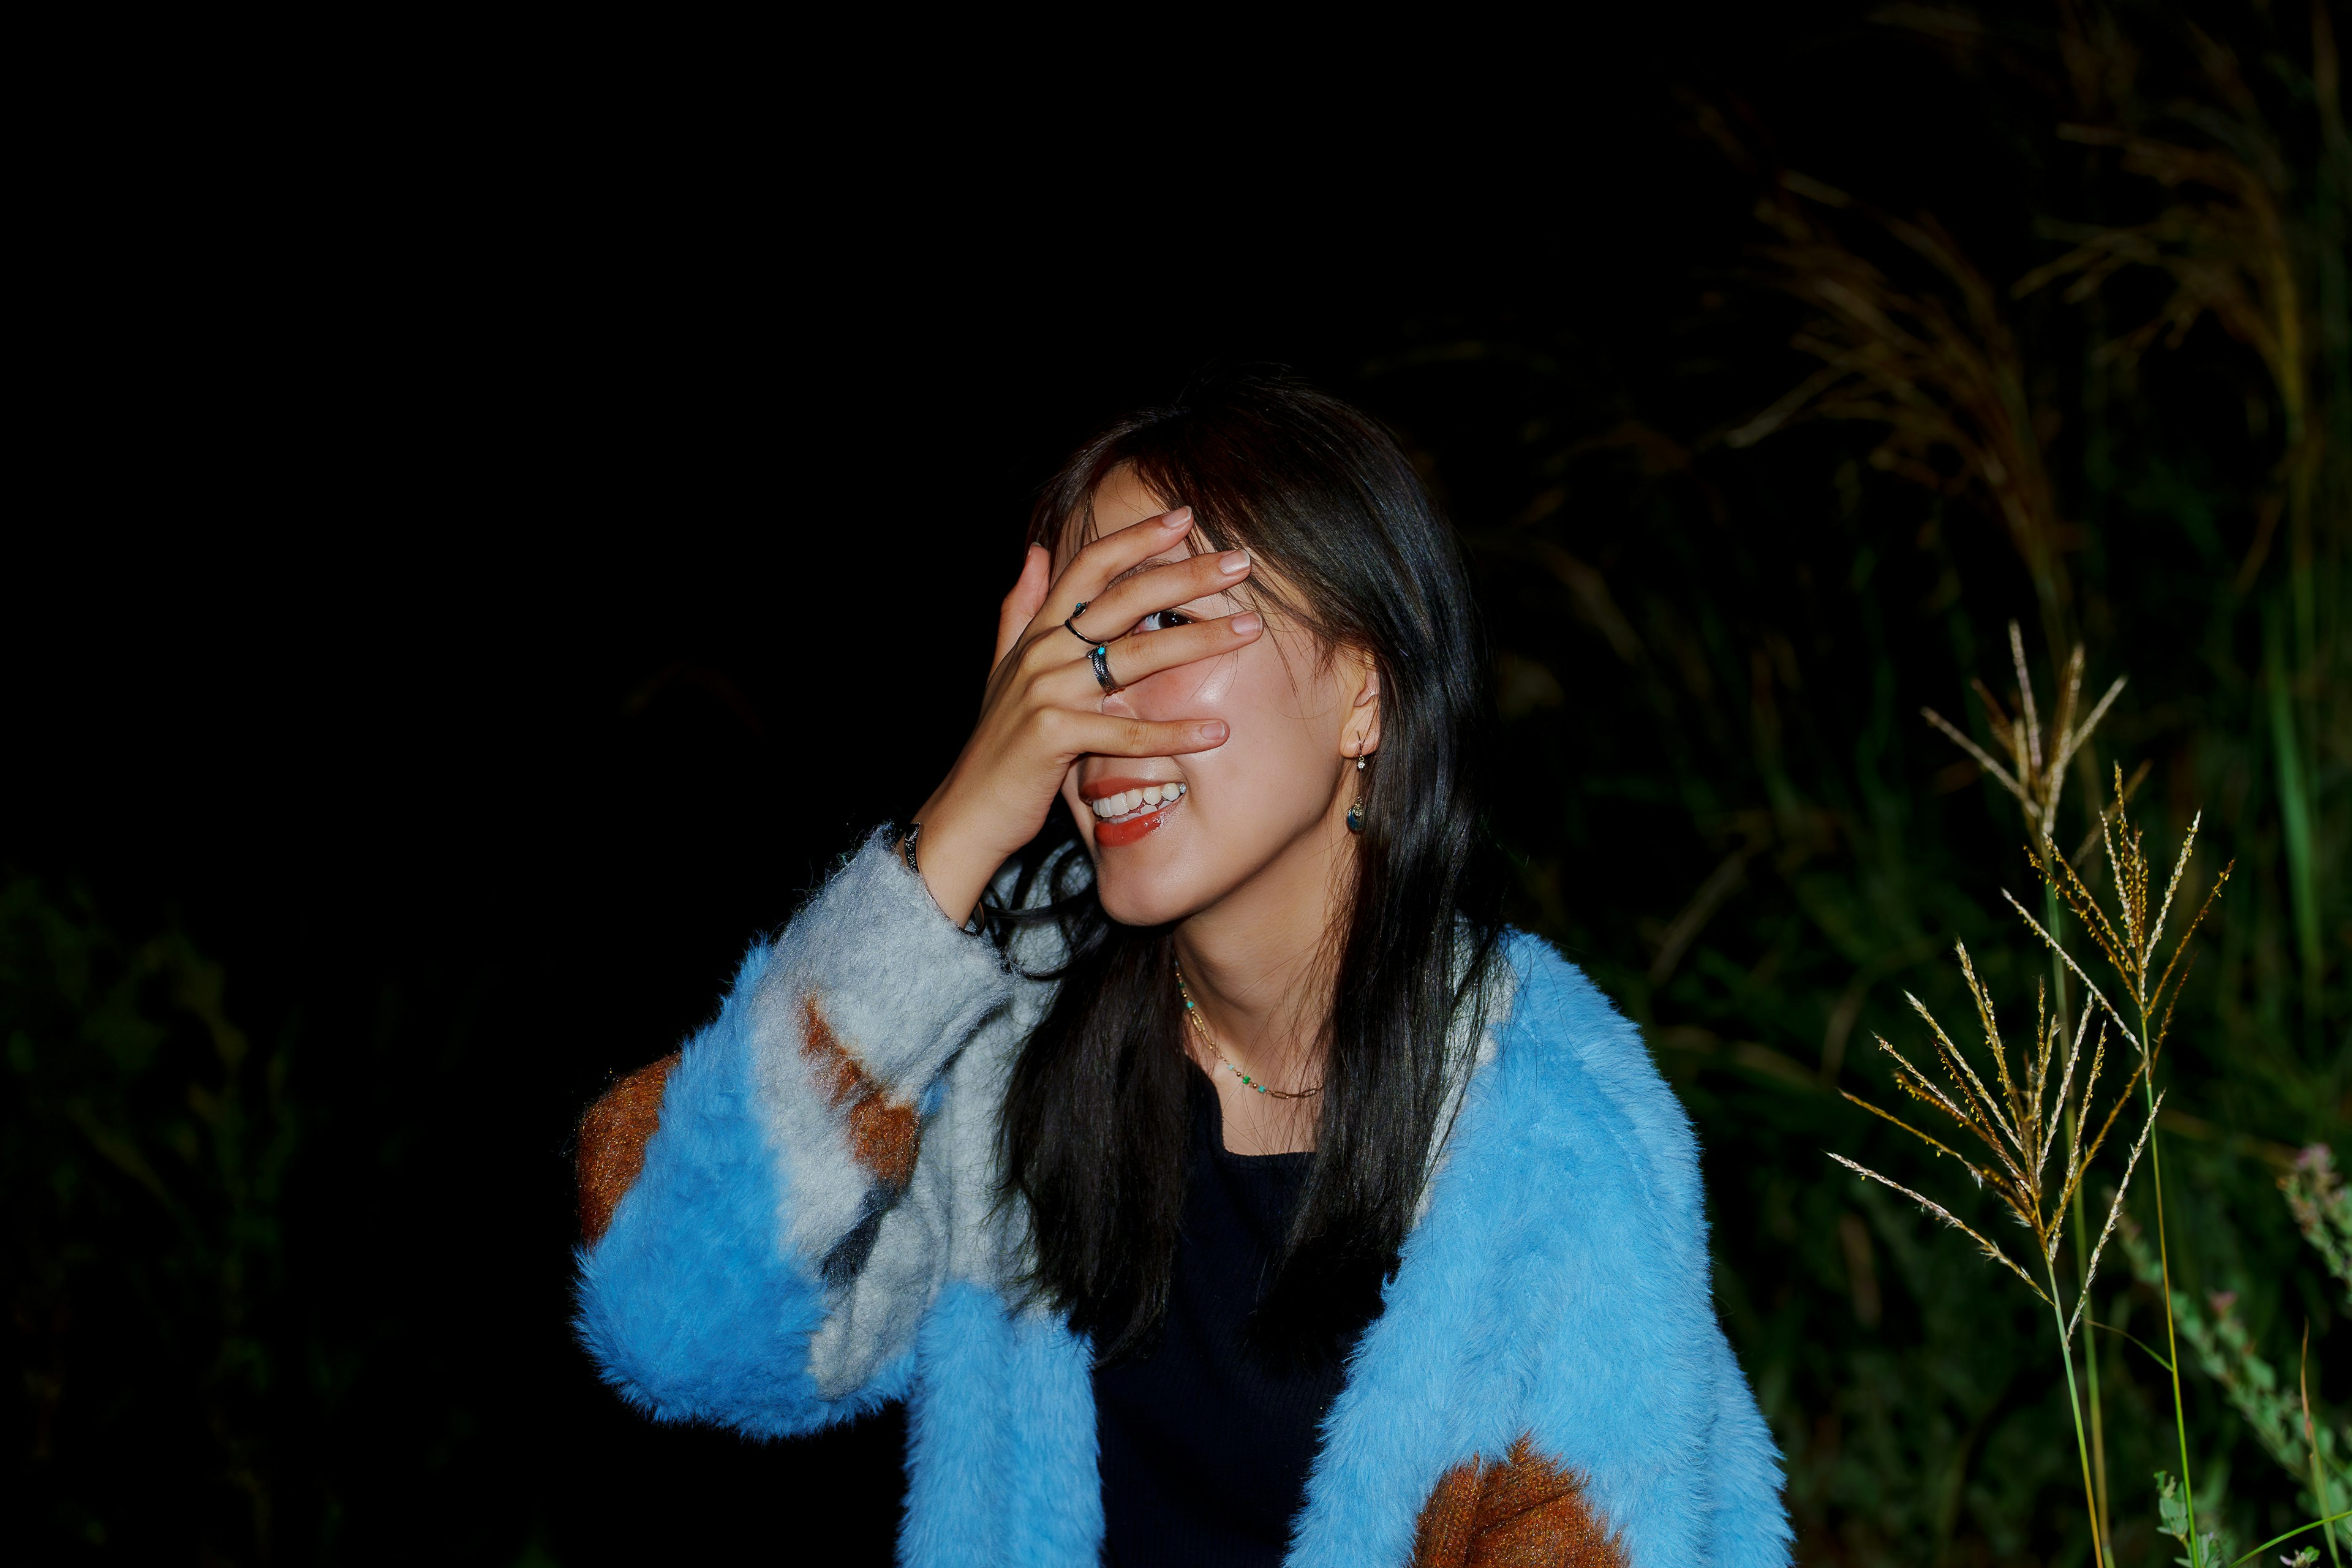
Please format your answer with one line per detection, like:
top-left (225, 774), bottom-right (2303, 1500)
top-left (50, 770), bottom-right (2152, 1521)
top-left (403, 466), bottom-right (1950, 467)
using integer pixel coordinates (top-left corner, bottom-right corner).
top-left (1058, 772), bottom-right (1094, 840)
top-left (1121, 644), bottom-right (1334, 794)
top-left (1121, 647), bottom-right (1243, 712)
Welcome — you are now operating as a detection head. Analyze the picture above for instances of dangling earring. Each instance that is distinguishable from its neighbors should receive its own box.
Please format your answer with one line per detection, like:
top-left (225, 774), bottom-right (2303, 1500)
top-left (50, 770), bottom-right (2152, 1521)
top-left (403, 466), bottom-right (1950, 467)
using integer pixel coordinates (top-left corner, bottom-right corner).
top-left (1346, 753), bottom-right (1368, 834)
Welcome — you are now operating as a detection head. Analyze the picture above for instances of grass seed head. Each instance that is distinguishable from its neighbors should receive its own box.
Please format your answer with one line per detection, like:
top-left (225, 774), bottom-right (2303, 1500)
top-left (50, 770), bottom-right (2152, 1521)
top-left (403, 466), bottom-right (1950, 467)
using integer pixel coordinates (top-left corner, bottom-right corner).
top-left (1834, 945), bottom-right (2152, 1338)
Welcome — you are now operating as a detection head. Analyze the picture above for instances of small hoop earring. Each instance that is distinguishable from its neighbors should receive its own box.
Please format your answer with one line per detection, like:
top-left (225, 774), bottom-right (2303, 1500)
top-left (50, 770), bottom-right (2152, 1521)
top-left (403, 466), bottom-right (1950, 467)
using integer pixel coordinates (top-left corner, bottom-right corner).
top-left (1346, 752), bottom-right (1368, 834)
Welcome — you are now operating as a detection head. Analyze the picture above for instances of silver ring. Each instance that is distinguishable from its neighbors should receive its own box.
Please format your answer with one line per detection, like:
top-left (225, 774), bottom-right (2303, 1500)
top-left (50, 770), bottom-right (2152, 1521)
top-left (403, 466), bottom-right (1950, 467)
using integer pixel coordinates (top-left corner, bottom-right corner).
top-left (1088, 644), bottom-right (1118, 692)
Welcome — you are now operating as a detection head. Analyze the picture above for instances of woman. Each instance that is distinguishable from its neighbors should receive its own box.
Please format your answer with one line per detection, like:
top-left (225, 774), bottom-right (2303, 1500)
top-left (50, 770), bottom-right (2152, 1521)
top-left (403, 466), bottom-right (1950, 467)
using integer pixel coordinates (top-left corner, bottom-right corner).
top-left (573, 376), bottom-right (1790, 1567)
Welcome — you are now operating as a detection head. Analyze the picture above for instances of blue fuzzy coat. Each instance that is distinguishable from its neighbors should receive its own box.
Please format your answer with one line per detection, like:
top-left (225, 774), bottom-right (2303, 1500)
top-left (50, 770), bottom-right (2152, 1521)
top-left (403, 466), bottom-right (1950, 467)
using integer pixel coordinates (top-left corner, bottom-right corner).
top-left (574, 833), bottom-right (1790, 1565)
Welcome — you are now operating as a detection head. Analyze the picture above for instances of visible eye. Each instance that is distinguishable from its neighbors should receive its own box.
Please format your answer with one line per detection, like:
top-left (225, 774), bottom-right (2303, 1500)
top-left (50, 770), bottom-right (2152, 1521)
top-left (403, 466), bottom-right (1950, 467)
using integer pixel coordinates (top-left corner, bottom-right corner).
top-left (1138, 609), bottom-right (1193, 631)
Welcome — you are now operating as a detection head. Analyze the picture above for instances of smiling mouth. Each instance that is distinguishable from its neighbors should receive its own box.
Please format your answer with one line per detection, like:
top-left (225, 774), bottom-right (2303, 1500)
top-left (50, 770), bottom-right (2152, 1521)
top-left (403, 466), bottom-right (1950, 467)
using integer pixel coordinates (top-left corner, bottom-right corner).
top-left (1085, 782), bottom-right (1186, 821)
top-left (1081, 777), bottom-right (1187, 847)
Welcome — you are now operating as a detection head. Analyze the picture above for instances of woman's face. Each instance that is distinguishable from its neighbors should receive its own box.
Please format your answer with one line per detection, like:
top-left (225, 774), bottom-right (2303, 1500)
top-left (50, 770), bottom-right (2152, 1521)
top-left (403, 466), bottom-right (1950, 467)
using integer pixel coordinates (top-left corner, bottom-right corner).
top-left (1055, 468), bottom-right (1379, 929)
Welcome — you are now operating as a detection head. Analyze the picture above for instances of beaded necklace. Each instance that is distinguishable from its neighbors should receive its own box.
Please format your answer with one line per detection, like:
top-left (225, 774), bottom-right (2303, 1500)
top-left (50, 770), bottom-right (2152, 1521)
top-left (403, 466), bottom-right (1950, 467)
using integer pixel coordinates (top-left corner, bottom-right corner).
top-left (1172, 962), bottom-right (1321, 1100)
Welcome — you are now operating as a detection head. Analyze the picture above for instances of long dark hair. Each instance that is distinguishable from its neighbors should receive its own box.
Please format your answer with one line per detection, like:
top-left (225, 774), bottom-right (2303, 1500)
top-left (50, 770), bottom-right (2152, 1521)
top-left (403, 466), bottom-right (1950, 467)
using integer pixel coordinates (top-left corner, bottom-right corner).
top-left (994, 371), bottom-right (1504, 1363)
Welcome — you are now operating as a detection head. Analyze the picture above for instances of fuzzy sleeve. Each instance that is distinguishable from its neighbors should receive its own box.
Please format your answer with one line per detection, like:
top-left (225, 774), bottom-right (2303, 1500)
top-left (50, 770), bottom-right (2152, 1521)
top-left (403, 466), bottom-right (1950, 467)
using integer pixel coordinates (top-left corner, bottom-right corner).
top-left (1701, 1323), bottom-right (1793, 1564)
top-left (571, 827), bottom-right (1017, 1438)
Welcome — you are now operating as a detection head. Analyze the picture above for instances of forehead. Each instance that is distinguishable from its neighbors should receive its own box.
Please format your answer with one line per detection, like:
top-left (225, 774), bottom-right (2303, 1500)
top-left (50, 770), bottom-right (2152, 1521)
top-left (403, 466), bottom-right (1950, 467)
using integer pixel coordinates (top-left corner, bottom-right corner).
top-left (1054, 465), bottom-right (1170, 564)
top-left (1090, 466), bottom-right (1163, 529)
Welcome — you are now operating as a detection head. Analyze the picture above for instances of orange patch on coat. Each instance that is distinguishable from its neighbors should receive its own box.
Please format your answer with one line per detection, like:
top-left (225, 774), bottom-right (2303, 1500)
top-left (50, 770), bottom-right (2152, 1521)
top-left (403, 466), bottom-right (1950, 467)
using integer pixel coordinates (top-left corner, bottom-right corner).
top-left (1411, 1434), bottom-right (1624, 1568)
top-left (577, 1052), bottom-right (680, 1244)
top-left (573, 996), bottom-right (921, 1246)
top-left (801, 995), bottom-right (921, 1191)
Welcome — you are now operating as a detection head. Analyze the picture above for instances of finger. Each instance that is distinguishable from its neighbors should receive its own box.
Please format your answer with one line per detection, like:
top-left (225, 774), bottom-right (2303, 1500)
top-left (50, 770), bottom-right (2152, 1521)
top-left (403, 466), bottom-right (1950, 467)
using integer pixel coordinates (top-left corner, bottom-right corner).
top-left (1052, 711), bottom-right (1231, 758)
top-left (1039, 506), bottom-right (1197, 628)
top-left (995, 545), bottom-right (1050, 667)
top-left (1031, 612), bottom-right (1260, 712)
top-left (1066, 546), bottom-right (1252, 643)
top-left (1052, 611), bottom-right (1261, 693)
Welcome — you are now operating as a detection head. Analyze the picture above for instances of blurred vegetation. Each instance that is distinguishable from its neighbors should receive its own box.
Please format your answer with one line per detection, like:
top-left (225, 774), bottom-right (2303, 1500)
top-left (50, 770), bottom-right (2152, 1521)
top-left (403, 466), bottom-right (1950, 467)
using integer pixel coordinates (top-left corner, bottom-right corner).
top-left (1, 872), bottom-right (536, 1565)
top-left (1408, 1), bottom-right (2348, 1561)
top-left (6, 1), bottom-right (2346, 1564)
top-left (2, 876), bottom-right (312, 1559)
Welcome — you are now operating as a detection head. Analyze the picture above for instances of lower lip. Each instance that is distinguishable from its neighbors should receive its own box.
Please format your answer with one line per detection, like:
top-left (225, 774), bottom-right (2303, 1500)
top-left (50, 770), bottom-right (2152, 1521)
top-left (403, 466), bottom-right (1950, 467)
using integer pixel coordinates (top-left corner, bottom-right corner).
top-left (1094, 796), bottom-right (1183, 847)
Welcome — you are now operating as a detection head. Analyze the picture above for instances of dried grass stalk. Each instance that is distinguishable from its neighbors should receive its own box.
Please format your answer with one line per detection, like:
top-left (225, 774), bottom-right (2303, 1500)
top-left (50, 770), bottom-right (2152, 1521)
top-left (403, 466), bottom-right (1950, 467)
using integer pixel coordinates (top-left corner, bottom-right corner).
top-left (1708, 153), bottom-right (2073, 636)
top-left (2014, 769), bottom-right (2234, 1070)
top-left (1923, 619), bottom-right (2126, 845)
top-left (1837, 960), bottom-right (2152, 1318)
top-left (1834, 935), bottom-right (2158, 1568)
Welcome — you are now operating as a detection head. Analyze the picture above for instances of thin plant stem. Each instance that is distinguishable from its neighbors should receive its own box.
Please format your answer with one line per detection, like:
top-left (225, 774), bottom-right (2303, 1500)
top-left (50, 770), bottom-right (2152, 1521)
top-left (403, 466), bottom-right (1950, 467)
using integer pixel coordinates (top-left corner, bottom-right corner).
top-left (2128, 877), bottom-right (2201, 1567)
top-left (2051, 883), bottom-right (2113, 1556)
top-left (2227, 1512), bottom-right (2352, 1567)
top-left (2149, 1114), bottom-right (2202, 1565)
top-left (2048, 1253), bottom-right (2109, 1568)
top-left (2071, 1107), bottom-right (2113, 1550)
top-left (2307, 1324), bottom-right (2343, 1567)
top-left (2317, 1446), bottom-right (2345, 1566)
top-left (2089, 1315), bottom-right (2174, 1373)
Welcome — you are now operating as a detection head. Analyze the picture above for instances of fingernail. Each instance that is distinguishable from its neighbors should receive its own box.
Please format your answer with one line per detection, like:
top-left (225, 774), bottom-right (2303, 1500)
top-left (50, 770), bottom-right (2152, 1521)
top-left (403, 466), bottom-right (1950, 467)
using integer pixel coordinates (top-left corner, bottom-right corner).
top-left (1231, 612), bottom-right (1262, 635)
top-left (1163, 508), bottom-right (1193, 527)
top-left (1200, 720), bottom-right (1229, 741)
top-left (1217, 550), bottom-right (1250, 575)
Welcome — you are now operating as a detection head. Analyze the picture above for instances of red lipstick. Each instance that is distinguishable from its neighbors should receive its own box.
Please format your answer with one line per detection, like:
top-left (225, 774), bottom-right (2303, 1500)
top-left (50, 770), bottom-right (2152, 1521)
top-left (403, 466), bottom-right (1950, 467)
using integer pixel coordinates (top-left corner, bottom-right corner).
top-left (1080, 774), bottom-right (1188, 847)
top-left (1095, 802), bottom-right (1178, 847)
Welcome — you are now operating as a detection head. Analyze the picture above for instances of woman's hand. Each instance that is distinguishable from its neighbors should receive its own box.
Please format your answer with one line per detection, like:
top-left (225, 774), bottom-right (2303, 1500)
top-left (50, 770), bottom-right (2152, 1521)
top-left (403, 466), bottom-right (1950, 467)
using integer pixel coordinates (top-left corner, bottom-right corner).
top-left (910, 507), bottom-right (1262, 924)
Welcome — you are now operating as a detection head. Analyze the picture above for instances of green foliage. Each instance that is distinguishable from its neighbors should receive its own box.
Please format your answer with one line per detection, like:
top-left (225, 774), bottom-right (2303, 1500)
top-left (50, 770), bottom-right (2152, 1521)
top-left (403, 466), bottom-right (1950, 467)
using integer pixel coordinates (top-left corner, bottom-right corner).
top-left (0, 876), bottom-right (311, 1559)
top-left (2284, 1147), bottom-right (2352, 1306)
top-left (2158, 1468), bottom-right (2238, 1568)
top-left (2123, 1213), bottom-right (2348, 1543)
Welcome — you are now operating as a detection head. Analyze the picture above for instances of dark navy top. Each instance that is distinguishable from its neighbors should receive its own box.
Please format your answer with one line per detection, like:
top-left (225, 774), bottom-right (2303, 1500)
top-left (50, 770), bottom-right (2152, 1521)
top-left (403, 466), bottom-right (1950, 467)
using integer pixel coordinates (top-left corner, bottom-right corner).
top-left (1093, 1072), bottom-right (1351, 1568)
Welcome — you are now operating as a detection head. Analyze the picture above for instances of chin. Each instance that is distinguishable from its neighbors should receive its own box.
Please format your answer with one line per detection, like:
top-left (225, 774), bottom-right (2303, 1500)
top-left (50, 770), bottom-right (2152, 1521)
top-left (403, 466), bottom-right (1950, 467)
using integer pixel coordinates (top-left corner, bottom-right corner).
top-left (1091, 855), bottom-right (1203, 929)
top-left (1087, 821), bottom-right (1218, 928)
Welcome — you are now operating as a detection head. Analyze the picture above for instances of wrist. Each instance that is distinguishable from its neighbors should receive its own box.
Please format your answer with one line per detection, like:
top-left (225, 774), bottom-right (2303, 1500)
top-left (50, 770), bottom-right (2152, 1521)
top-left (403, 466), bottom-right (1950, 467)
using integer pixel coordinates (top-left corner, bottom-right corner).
top-left (901, 802), bottom-right (1001, 929)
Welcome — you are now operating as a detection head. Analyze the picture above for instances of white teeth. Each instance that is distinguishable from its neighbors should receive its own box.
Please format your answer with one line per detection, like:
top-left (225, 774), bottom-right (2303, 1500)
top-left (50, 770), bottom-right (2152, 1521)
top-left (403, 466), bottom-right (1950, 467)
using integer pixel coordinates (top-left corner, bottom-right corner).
top-left (1089, 783), bottom-right (1185, 820)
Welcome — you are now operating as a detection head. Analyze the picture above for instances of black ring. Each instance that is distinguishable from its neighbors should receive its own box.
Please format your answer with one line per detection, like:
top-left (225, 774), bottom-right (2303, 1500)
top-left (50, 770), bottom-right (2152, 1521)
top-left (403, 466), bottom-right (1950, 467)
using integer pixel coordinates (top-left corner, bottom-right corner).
top-left (1089, 644), bottom-right (1118, 692)
top-left (1062, 603), bottom-right (1098, 646)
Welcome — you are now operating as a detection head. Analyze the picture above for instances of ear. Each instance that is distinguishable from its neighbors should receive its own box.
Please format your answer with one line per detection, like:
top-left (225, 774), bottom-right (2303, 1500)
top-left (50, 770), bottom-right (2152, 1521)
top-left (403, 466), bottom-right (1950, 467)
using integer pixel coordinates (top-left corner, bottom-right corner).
top-left (1341, 646), bottom-right (1382, 758)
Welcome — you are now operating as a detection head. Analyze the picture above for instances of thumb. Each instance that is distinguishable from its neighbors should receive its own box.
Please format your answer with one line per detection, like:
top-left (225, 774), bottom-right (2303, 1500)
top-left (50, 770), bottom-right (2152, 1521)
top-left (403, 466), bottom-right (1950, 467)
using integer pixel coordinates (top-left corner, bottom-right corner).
top-left (994, 545), bottom-right (1051, 666)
